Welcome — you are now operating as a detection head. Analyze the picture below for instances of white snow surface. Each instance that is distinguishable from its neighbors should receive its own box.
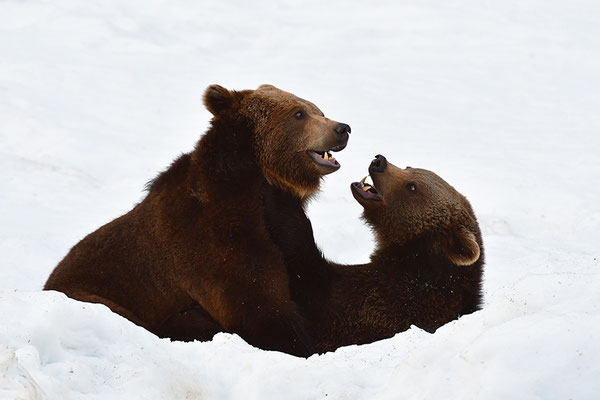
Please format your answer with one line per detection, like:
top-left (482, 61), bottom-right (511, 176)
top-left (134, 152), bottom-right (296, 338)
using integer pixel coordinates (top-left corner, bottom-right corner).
top-left (1, 0), bottom-right (600, 398)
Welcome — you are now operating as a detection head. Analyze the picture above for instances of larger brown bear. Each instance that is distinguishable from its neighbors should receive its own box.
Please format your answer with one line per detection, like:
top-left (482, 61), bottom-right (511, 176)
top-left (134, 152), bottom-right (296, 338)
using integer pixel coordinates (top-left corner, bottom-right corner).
top-left (44, 84), bottom-right (350, 357)
top-left (265, 155), bottom-right (484, 353)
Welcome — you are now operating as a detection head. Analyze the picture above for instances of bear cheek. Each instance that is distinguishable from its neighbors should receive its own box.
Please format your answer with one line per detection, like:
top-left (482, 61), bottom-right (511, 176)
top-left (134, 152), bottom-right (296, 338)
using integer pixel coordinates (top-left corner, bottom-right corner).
top-left (260, 146), bottom-right (320, 197)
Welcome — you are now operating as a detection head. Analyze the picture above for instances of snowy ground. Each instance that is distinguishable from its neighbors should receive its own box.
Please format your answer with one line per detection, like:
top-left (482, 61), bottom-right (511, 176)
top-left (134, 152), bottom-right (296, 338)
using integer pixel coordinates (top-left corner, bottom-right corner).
top-left (1, 0), bottom-right (600, 398)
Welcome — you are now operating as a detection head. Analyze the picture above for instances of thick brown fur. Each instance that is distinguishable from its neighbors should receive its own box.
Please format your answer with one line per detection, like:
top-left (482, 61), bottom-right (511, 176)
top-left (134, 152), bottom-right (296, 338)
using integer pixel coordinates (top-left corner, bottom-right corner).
top-left (44, 84), bottom-right (349, 357)
top-left (264, 156), bottom-right (484, 354)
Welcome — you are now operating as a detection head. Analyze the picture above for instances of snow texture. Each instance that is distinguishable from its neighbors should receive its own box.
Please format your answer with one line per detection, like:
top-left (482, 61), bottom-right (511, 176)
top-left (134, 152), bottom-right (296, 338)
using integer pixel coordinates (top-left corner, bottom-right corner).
top-left (1, 0), bottom-right (599, 399)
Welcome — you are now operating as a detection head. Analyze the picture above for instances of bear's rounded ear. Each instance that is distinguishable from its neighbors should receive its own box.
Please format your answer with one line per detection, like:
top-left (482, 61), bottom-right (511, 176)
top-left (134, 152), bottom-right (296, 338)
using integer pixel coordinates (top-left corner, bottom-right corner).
top-left (257, 84), bottom-right (277, 91)
top-left (203, 84), bottom-right (233, 116)
top-left (447, 227), bottom-right (481, 266)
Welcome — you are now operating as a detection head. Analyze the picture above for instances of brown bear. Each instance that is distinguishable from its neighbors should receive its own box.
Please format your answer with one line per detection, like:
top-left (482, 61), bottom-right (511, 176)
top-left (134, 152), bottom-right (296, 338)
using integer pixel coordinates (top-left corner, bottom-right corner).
top-left (44, 84), bottom-right (350, 357)
top-left (265, 155), bottom-right (484, 354)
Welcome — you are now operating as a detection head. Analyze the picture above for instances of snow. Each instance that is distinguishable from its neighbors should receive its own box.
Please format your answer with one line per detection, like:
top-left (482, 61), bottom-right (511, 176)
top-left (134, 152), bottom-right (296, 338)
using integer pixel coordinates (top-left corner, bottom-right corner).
top-left (1, 0), bottom-right (599, 398)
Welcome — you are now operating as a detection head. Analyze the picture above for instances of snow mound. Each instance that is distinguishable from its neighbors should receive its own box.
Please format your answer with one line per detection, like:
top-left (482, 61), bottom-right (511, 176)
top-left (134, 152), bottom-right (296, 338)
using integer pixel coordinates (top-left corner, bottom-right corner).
top-left (1, 0), bottom-right (599, 398)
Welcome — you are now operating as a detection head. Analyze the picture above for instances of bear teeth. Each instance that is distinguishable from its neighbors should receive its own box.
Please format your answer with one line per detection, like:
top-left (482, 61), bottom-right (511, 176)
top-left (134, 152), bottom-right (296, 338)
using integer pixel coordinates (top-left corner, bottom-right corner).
top-left (311, 150), bottom-right (335, 163)
top-left (360, 175), bottom-right (373, 187)
top-left (360, 176), bottom-right (376, 192)
top-left (322, 151), bottom-right (334, 161)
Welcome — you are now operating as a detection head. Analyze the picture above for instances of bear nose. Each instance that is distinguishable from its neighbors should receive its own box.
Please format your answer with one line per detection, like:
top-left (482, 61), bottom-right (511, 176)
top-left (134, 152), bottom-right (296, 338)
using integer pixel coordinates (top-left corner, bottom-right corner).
top-left (369, 154), bottom-right (387, 174)
top-left (334, 123), bottom-right (351, 137)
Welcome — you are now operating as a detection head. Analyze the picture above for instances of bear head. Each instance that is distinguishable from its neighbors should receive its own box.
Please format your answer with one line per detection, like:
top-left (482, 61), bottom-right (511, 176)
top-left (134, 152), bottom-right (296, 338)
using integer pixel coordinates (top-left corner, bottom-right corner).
top-left (203, 84), bottom-right (350, 199)
top-left (351, 155), bottom-right (482, 267)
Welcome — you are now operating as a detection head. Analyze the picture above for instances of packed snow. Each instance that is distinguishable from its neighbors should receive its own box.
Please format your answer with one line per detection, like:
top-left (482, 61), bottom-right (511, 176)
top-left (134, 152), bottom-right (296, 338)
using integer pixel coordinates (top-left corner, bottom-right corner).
top-left (1, 0), bottom-right (599, 398)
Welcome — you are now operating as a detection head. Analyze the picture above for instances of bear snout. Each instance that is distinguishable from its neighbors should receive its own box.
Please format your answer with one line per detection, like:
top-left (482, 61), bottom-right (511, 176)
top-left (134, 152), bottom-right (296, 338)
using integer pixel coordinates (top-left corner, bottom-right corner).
top-left (333, 123), bottom-right (351, 144)
top-left (369, 154), bottom-right (387, 174)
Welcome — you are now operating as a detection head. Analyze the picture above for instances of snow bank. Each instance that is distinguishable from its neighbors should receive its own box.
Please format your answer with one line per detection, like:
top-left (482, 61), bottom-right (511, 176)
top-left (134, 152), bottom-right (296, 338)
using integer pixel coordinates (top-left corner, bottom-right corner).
top-left (1, 0), bottom-right (599, 398)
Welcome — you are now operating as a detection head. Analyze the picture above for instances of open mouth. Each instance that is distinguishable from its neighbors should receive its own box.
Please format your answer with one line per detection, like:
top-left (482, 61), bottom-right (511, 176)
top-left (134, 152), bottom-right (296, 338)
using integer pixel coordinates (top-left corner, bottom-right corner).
top-left (307, 149), bottom-right (341, 171)
top-left (351, 175), bottom-right (382, 201)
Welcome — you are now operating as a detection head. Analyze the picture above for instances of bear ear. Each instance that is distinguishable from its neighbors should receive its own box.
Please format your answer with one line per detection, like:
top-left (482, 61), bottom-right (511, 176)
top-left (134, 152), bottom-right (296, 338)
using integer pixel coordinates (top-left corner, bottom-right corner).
top-left (257, 84), bottom-right (277, 91)
top-left (447, 227), bottom-right (481, 266)
top-left (203, 84), bottom-right (233, 116)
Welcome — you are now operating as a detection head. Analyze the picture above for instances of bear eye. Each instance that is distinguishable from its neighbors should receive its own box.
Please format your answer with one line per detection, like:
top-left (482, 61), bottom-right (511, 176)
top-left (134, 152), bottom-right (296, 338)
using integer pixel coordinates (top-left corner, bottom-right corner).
top-left (407, 183), bottom-right (417, 193)
top-left (294, 110), bottom-right (304, 120)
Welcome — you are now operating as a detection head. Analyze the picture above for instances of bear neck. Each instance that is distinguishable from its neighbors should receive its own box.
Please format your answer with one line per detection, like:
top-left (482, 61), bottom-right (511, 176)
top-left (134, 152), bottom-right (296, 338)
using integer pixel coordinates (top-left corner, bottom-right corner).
top-left (261, 174), bottom-right (317, 205)
top-left (369, 236), bottom-right (483, 320)
top-left (142, 114), bottom-right (270, 232)
top-left (191, 115), bottom-right (264, 191)
top-left (307, 235), bottom-right (483, 351)
top-left (371, 235), bottom-right (482, 297)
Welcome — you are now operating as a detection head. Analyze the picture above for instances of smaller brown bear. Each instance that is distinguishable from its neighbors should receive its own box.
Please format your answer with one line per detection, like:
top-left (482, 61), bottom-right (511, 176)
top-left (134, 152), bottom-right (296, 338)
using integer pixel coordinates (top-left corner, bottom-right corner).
top-left (268, 155), bottom-right (484, 354)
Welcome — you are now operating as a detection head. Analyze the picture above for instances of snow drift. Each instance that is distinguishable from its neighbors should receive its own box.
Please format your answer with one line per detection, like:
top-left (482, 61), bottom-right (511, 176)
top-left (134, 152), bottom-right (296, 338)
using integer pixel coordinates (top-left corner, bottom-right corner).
top-left (1, 0), bottom-right (599, 398)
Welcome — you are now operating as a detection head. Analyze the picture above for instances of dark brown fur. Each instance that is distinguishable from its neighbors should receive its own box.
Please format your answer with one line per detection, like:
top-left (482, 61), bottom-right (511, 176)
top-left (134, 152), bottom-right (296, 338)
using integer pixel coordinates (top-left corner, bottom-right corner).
top-left (44, 84), bottom-right (349, 357)
top-left (265, 156), bottom-right (484, 354)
